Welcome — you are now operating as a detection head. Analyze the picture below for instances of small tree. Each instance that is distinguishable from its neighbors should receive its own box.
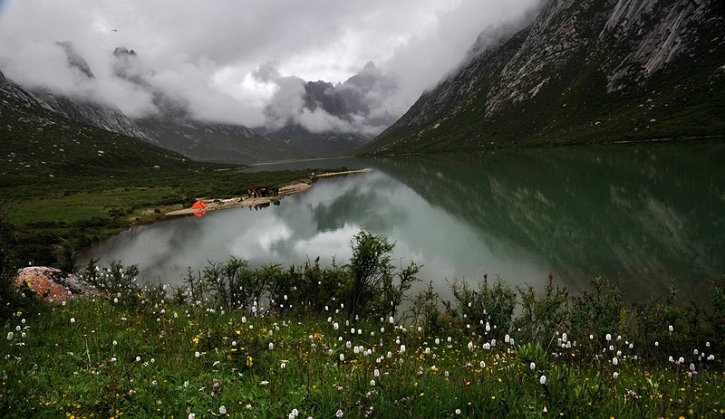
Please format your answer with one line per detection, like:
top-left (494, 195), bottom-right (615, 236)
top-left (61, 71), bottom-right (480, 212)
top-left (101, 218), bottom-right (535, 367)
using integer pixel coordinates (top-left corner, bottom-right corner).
top-left (346, 231), bottom-right (419, 319)
top-left (347, 231), bottom-right (394, 317)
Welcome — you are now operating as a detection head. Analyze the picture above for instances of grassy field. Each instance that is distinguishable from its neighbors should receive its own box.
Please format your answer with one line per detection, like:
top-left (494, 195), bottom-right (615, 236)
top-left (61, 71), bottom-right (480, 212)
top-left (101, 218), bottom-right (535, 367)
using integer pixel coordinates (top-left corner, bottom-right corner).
top-left (1, 286), bottom-right (723, 418)
top-left (2, 168), bottom-right (320, 266)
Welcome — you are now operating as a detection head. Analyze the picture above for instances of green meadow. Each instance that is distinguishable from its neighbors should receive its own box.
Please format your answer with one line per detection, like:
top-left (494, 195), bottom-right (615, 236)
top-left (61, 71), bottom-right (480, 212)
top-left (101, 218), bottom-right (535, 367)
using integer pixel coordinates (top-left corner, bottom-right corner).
top-left (1, 233), bottom-right (723, 418)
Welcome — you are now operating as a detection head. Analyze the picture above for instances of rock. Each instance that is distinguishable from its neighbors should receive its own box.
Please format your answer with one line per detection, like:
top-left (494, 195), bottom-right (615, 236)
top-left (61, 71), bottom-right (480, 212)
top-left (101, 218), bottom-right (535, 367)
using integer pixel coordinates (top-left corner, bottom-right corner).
top-left (13, 267), bottom-right (96, 302)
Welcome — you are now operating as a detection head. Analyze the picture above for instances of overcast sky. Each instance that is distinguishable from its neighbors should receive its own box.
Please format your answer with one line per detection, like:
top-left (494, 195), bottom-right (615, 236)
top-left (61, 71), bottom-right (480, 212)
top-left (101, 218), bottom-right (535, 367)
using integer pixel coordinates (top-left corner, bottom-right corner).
top-left (0, 0), bottom-right (540, 131)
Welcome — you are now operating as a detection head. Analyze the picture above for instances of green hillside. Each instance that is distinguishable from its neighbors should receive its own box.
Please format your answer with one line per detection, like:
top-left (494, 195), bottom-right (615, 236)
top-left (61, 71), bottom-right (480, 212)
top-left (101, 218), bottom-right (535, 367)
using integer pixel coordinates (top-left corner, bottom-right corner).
top-left (0, 77), bottom-right (315, 265)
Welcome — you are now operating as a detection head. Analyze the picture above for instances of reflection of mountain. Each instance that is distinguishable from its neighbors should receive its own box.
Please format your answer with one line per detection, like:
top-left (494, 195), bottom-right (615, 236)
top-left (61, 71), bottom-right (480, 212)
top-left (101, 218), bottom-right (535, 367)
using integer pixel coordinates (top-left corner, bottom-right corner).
top-left (367, 144), bottom-right (725, 299)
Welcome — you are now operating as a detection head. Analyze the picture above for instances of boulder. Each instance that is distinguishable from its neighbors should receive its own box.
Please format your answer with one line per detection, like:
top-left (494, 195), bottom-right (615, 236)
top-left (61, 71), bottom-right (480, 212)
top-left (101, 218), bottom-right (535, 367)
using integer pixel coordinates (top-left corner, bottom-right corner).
top-left (13, 266), bottom-right (96, 302)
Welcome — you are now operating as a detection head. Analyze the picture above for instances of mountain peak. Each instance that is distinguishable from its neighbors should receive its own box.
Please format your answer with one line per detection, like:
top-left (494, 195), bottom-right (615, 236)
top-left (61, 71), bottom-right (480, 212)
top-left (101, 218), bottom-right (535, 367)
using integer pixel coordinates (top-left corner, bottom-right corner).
top-left (362, 61), bottom-right (377, 72)
top-left (113, 47), bottom-right (137, 58)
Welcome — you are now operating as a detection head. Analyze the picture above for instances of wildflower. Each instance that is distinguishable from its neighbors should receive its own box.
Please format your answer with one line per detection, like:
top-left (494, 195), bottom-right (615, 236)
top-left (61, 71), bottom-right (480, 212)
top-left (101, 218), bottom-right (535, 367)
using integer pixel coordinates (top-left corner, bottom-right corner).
top-left (539, 375), bottom-right (547, 385)
top-left (280, 362), bottom-right (287, 369)
top-left (530, 362), bottom-right (536, 370)
top-left (339, 354), bottom-right (345, 362)
top-left (135, 356), bottom-right (141, 362)
top-left (219, 405), bottom-right (227, 415)
top-left (479, 361), bottom-right (485, 368)
top-left (336, 409), bottom-right (344, 417)
top-left (370, 379), bottom-right (376, 386)
top-left (612, 372), bottom-right (619, 379)
top-left (70, 318), bottom-right (76, 324)
top-left (455, 409), bottom-right (461, 415)
top-left (655, 341), bottom-right (659, 347)
top-left (612, 357), bottom-right (619, 366)
top-left (269, 342), bottom-right (274, 350)
top-left (188, 414), bottom-right (195, 419)
top-left (605, 333), bottom-right (611, 341)
top-left (400, 344), bottom-right (406, 353)
top-left (111, 357), bottom-right (117, 362)
top-left (435, 338), bottom-right (440, 345)
top-left (195, 351), bottom-right (201, 358)
top-left (543, 407), bottom-right (548, 414)
top-left (694, 349), bottom-right (699, 355)
top-left (289, 408), bottom-right (299, 419)
top-left (374, 368), bottom-right (380, 377)
top-left (113, 340), bottom-right (118, 346)
top-left (6, 332), bottom-right (13, 340)
top-left (467, 341), bottom-right (473, 351)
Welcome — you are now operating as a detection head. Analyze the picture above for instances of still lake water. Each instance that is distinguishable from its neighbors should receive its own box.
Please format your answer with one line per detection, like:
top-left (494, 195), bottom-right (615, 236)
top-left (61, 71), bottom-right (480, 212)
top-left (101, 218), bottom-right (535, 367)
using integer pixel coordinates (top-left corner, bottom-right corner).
top-left (86, 142), bottom-right (725, 303)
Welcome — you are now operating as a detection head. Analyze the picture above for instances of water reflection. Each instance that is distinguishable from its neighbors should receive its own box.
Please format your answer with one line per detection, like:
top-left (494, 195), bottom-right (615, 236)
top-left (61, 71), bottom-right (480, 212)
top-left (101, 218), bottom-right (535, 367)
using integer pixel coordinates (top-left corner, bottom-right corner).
top-left (86, 142), bottom-right (725, 303)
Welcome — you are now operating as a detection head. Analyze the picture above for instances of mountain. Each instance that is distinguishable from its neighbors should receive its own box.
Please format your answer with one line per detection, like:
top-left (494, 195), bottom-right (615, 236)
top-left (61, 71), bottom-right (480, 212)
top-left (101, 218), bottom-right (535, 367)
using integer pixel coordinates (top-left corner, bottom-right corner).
top-left (260, 61), bottom-right (398, 157)
top-left (23, 43), bottom-right (155, 142)
top-left (0, 70), bottom-right (202, 186)
top-left (363, 0), bottom-right (725, 154)
top-left (11, 44), bottom-right (392, 164)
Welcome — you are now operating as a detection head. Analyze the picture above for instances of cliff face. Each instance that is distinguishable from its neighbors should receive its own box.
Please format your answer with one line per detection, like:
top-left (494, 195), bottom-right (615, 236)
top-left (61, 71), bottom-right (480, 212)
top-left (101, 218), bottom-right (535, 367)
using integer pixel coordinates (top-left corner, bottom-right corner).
top-left (364, 0), bottom-right (725, 154)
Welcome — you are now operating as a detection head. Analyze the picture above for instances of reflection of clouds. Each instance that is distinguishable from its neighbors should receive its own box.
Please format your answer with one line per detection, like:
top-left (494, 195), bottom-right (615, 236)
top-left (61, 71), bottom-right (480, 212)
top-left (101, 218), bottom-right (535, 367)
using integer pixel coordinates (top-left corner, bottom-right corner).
top-left (230, 216), bottom-right (292, 259)
top-left (293, 224), bottom-right (361, 261)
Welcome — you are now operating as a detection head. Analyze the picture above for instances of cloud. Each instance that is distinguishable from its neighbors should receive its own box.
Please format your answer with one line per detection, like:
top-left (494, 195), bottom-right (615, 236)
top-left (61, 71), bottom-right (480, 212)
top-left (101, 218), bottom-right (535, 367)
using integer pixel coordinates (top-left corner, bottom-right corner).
top-left (0, 0), bottom-right (542, 132)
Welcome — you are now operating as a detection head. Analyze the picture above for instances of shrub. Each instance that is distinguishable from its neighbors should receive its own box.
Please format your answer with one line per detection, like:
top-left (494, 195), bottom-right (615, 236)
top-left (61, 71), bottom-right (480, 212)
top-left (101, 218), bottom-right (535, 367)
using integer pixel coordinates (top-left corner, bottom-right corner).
top-left (450, 276), bottom-right (516, 340)
top-left (569, 277), bottom-right (623, 345)
top-left (344, 231), bottom-right (419, 319)
top-left (53, 238), bottom-right (78, 274)
top-left (513, 278), bottom-right (570, 344)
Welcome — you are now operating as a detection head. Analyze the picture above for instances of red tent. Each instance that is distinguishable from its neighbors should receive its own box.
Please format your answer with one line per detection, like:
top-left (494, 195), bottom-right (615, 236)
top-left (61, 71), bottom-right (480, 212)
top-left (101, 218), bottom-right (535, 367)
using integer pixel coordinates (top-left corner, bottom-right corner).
top-left (191, 201), bottom-right (207, 209)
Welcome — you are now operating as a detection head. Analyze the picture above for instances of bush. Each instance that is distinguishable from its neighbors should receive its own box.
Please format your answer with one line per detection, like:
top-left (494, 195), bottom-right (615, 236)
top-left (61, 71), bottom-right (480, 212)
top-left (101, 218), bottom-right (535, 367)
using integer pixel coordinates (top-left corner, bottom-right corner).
top-left (513, 278), bottom-right (570, 344)
top-left (344, 231), bottom-right (419, 319)
top-left (450, 276), bottom-right (516, 340)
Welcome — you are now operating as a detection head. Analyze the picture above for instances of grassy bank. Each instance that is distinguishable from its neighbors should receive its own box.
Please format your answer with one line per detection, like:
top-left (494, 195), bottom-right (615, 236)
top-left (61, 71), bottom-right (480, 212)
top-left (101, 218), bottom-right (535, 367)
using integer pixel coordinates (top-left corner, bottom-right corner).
top-left (2, 298), bottom-right (723, 418)
top-left (3, 168), bottom-right (318, 266)
top-left (1, 233), bottom-right (723, 417)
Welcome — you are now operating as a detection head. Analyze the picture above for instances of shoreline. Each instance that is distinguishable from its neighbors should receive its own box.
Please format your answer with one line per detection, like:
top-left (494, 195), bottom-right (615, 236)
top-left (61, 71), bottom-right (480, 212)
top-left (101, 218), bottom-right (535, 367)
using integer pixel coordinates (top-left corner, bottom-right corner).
top-left (165, 168), bottom-right (372, 216)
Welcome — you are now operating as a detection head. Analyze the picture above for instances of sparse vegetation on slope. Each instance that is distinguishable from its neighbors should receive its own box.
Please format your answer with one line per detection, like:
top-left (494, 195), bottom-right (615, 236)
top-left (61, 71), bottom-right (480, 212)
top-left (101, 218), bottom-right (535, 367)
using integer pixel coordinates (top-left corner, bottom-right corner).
top-left (363, 0), bottom-right (725, 155)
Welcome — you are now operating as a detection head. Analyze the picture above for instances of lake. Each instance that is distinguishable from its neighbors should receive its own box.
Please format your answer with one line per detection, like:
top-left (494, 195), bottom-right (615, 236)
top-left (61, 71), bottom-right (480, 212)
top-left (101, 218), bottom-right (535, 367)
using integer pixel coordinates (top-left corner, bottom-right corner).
top-left (85, 142), bottom-right (725, 304)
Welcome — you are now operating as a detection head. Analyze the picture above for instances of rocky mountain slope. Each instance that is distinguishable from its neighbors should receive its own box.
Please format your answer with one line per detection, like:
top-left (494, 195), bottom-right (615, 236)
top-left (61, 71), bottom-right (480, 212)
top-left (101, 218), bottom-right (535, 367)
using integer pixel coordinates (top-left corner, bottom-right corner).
top-left (363, 0), bottom-right (725, 154)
